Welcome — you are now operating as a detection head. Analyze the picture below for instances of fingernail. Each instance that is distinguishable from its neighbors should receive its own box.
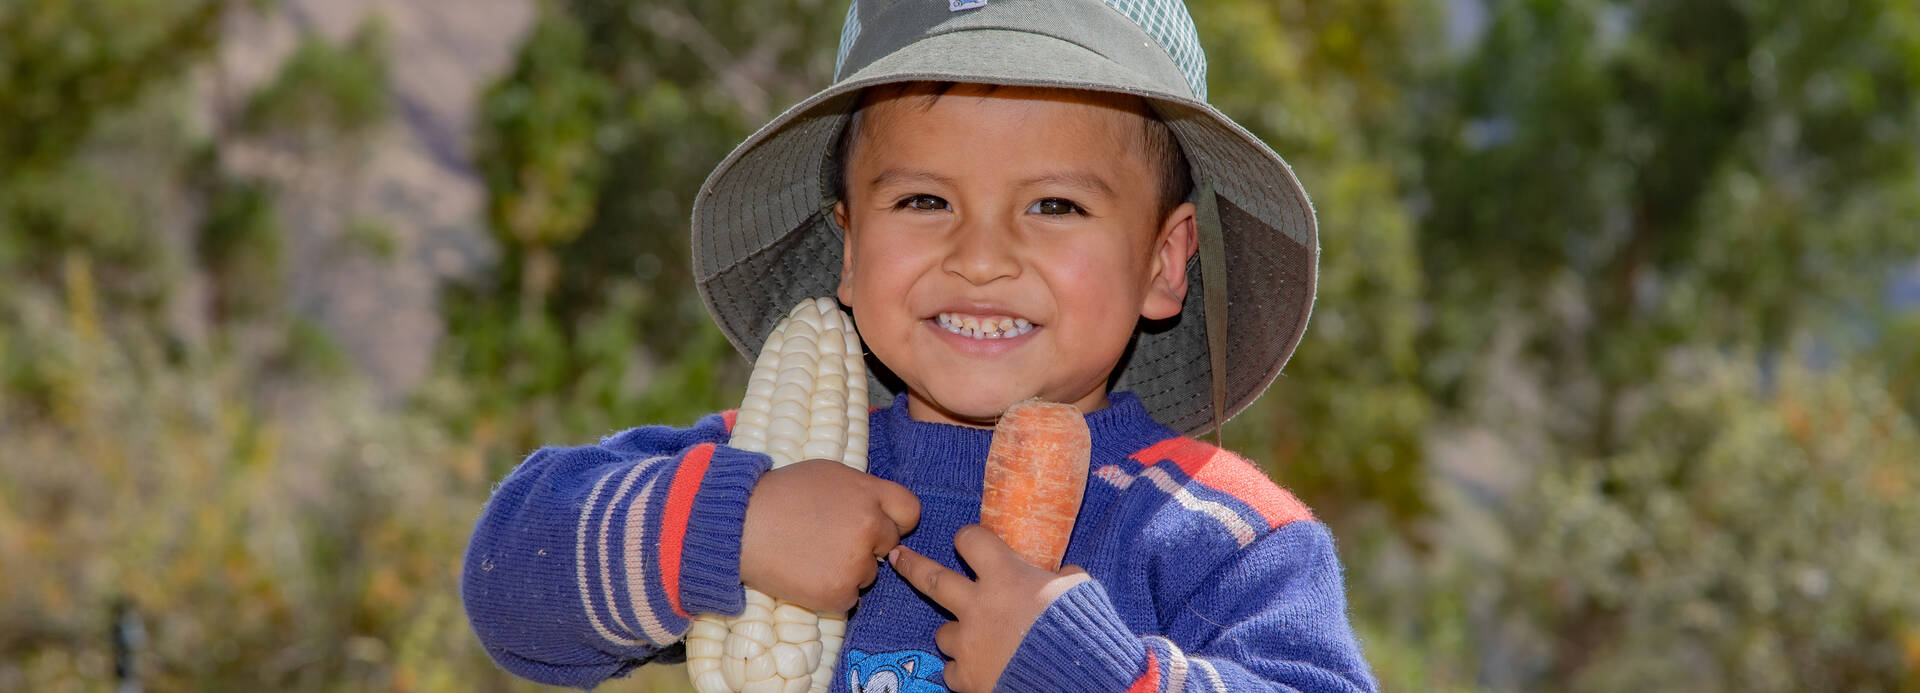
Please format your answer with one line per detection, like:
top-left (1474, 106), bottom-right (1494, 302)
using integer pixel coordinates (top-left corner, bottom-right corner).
top-left (886, 547), bottom-right (900, 564)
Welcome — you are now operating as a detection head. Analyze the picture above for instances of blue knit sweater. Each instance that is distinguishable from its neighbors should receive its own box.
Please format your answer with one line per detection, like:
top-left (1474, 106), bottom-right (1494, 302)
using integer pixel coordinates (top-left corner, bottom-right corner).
top-left (461, 393), bottom-right (1376, 692)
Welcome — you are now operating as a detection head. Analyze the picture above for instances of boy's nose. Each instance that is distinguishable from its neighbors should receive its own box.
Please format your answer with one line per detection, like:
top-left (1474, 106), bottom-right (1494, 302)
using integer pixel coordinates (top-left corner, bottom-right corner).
top-left (941, 217), bottom-right (1021, 285)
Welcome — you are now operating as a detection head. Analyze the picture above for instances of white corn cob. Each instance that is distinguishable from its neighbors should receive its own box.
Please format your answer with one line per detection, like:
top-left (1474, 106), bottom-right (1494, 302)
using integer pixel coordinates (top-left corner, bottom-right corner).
top-left (686, 297), bottom-right (868, 693)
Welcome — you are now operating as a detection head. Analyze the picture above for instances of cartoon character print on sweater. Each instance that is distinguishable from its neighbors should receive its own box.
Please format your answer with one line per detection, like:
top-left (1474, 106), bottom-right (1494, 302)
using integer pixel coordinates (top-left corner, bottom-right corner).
top-left (844, 648), bottom-right (945, 693)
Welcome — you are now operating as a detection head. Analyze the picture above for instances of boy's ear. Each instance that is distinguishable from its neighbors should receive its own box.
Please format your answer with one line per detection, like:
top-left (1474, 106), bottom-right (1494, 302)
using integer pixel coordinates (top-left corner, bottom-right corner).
top-left (834, 200), bottom-right (855, 306)
top-left (1140, 201), bottom-right (1197, 321)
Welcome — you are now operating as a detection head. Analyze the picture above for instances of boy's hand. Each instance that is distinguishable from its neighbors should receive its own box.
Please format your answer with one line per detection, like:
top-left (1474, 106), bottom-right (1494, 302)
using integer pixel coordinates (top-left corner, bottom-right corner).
top-left (890, 525), bottom-right (1092, 693)
top-left (740, 459), bottom-right (920, 612)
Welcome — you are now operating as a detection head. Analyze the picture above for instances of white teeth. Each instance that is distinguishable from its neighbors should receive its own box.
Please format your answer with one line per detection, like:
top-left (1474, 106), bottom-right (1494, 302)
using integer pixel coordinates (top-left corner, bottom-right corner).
top-left (936, 313), bottom-right (1035, 340)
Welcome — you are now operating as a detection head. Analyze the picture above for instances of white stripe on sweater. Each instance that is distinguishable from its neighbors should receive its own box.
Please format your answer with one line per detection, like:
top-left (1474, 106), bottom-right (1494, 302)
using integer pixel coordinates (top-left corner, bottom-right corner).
top-left (596, 464), bottom-right (641, 639)
top-left (1144, 636), bottom-right (1191, 691)
top-left (575, 460), bottom-right (658, 647)
top-left (598, 458), bottom-right (668, 644)
top-left (1193, 657), bottom-right (1228, 693)
top-left (1093, 465), bottom-right (1259, 547)
top-left (624, 475), bottom-right (675, 643)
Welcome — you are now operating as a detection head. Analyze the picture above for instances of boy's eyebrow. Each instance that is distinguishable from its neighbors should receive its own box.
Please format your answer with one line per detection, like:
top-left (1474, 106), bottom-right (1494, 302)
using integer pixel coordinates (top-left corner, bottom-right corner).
top-left (1015, 171), bottom-right (1116, 198)
top-left (868, 168), bottom-right (957, 189)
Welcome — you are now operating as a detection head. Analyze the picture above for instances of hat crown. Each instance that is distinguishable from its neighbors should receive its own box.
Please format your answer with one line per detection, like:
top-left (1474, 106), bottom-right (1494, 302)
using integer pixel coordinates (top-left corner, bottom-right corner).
top-left (834, 0), bottom-right (1208, 100)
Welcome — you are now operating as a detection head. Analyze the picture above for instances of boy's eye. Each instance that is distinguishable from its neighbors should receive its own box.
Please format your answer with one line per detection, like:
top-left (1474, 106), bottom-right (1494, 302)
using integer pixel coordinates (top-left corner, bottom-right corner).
top-left (898, 194), bottom-right (949, 212)
top-left (1028, 198), bottom-right (1082, 215)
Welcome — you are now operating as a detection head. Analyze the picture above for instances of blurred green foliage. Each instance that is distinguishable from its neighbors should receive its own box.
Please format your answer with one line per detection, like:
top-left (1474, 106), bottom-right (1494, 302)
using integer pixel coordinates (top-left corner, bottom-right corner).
top-left (240, 16), bottom-right (391, 142)
top-left (198, 176), bottom-right (285, 321)
top-left (0, 0), bottom-right (224, 173)
top-left (2, 0), bottom-right (1918, 691)
top-left (1498, 359), bottom-right (1920, 691)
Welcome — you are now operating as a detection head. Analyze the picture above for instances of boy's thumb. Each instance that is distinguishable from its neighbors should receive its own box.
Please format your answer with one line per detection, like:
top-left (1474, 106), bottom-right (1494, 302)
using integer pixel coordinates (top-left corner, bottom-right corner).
top-left (874, 479), bottom-right (922, 535)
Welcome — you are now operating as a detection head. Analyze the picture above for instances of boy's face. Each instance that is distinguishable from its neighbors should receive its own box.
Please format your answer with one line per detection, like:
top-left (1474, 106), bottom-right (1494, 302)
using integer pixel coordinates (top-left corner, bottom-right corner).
top-left (834, 84), bottom-right (1196, 427)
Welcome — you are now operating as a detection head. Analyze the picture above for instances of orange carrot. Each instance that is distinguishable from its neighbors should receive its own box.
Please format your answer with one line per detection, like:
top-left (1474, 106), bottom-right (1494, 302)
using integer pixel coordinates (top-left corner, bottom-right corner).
top-left (980, 400), bottom-right (1091, 571)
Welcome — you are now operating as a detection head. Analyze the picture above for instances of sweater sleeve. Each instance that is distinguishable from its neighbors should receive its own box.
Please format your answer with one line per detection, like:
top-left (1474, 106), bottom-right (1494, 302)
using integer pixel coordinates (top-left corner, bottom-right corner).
top-left (996, 521), bottom-right (1377, 693)
top-left (460, 412), bottom-right (769, 689)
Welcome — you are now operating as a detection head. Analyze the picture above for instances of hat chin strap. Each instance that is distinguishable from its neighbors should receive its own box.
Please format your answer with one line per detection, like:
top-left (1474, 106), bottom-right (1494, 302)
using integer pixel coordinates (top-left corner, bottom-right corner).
top-left (1195, 178), bottom-right (1229, 441)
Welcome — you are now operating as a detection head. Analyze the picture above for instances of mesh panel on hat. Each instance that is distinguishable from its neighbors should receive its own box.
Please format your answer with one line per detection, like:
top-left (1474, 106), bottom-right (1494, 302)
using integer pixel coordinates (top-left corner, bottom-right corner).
top-left (835, 0), bottom-right (1207, 99)
top-left (837, 2), bottom-right (862, 77)
top-left (1100, 0), bottom-right (1206, 98)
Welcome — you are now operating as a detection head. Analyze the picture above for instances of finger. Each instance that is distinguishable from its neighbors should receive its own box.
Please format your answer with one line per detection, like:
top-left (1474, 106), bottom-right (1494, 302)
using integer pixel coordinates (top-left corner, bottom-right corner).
top-left (951, 524), bottom-right (1021, 574)
top-left (889, 545), bottom-right (972, 608)
top-left (855, 551), bottom-right (880, 590)
top-left (933, 623), bottom-right (974, 693)
top-left (932, 621), bottom-right (963, 660)
top-left (872, 478), bottom-right (922, 536)
top-left (944, 668), bottom-right (973, 693)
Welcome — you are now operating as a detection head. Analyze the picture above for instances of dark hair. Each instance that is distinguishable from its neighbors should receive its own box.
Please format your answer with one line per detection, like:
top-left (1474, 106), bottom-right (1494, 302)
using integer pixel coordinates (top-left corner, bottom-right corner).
top-left (831, 82), bottom-right (1194, 219)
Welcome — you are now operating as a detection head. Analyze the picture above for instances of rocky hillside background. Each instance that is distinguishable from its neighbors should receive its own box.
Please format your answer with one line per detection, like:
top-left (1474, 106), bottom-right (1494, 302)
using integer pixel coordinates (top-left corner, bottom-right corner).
top-left (204, 0), bottom-right (527, 395)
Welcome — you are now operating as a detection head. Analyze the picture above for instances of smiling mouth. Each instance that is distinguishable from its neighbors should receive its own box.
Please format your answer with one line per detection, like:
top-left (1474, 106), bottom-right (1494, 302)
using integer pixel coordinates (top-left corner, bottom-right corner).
top-left (936, 313), bottom-right (1035, 340)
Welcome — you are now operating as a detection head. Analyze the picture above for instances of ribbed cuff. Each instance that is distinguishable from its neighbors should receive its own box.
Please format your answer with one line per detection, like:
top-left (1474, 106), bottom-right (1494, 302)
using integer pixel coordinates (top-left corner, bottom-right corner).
top-left (674, 446), bottom-right (771, 616)
top-left (997, 580), bottom-right (1146, 692)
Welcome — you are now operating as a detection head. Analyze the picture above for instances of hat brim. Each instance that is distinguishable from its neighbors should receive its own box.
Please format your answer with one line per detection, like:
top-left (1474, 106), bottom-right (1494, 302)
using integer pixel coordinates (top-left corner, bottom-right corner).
top-left (692, 28), bottom-right (1316, 436)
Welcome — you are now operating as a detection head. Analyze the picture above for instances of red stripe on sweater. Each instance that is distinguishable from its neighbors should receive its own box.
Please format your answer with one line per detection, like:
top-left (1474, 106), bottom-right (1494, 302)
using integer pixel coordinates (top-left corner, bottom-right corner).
top-left (1131, 437), bottom-right (1312, 530)
top-left (1128, 649), bottom-right (1162, 693)
top-left (658, 443), bottom-right (715, 618)
top-left (721, 409), bottom-right (738, 434)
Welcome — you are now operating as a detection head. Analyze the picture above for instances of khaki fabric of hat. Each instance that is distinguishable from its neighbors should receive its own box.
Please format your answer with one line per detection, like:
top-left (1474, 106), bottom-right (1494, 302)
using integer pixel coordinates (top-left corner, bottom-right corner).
top-left (692, 0), bottom-right (1317, 436)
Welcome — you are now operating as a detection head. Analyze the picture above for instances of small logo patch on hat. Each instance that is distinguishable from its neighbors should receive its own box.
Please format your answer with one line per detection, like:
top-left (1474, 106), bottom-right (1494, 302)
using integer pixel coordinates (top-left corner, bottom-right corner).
top-left (949, 0), bottom-right (986, 11)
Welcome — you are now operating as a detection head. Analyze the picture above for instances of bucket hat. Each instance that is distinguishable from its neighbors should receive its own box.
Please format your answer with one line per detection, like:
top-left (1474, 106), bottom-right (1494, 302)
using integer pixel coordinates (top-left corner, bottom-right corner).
top-left (692, 0), bottom-right (1316, 436)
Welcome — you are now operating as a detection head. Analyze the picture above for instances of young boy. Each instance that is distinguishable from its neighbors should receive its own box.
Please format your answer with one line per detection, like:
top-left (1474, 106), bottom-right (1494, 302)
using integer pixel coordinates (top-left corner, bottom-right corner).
top-left (462, 1), bottom-right (1376, 691)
